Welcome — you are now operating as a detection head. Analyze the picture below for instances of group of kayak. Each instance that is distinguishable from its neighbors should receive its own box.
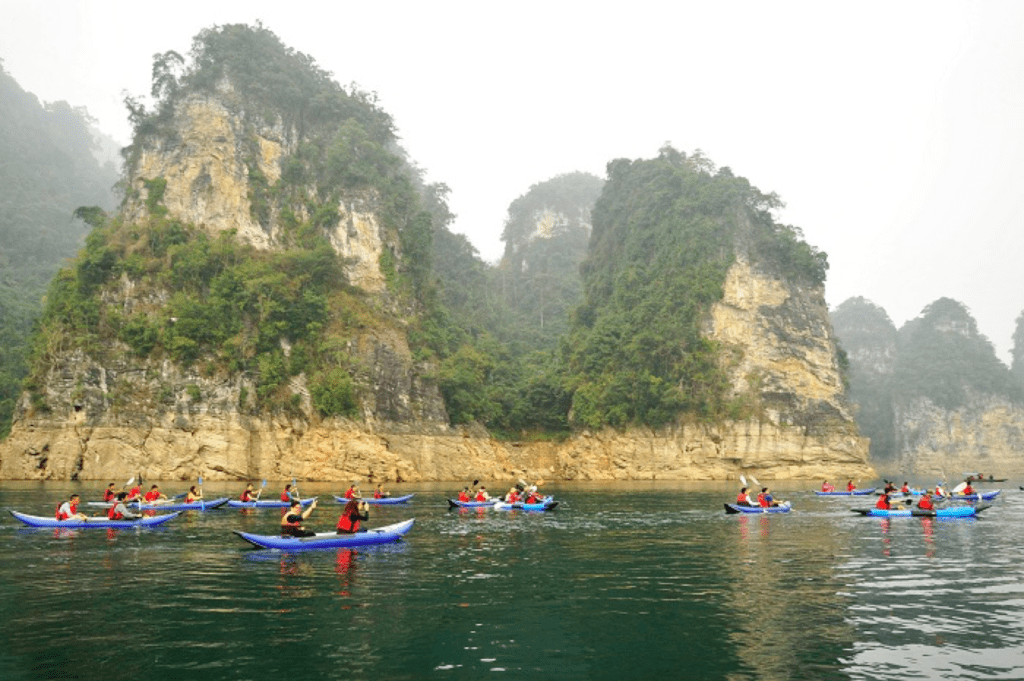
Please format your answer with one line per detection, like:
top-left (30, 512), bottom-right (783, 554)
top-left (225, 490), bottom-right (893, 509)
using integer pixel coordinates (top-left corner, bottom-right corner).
top-left (446, 483), bottom-right (558, 510)
top-left (725, 477), bottom-right (1001, 517)
top-left (10, 478), bottom-right (557, 550)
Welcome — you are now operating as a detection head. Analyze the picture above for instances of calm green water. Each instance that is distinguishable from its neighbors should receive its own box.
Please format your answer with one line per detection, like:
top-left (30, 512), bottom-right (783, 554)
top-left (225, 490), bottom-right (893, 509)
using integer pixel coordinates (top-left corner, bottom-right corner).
top-left (2, 480), bottom-right (1023, 680)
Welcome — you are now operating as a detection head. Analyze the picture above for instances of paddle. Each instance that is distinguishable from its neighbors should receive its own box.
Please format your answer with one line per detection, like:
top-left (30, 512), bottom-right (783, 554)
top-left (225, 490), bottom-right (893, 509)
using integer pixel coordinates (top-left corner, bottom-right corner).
top-left (254, 479), bottom-right (267, 500)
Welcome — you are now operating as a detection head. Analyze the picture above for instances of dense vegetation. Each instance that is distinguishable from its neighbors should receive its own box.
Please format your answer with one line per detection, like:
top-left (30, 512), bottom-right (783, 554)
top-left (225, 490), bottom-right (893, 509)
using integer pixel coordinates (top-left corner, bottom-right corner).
top-left (1012, 310), bottom-right (1024, 391)
top-left (834, 296), bottom-right (1023, 460)
top-left (830, 297), bottom-right (898, 459)
top-left (0, 61), bottom-right (119, 438)
top-left (893, 298), bottom-right (1022, 409)
top-left (24, 24), bottom-right (436, 418)
top-left (565, 147), bottom-right (828, 430)
top-left (7, 25), bottom-right (834, 442)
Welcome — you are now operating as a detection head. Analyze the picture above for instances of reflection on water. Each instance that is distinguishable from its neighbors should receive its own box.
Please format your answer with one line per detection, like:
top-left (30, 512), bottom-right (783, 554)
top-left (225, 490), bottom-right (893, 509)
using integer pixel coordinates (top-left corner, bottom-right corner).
top-left (2, 480), bottom-right (1024, 679)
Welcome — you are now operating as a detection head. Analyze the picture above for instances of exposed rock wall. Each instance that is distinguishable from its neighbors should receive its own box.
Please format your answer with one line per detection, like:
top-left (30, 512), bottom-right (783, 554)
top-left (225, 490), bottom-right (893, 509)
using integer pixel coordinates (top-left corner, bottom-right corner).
top-left (892, 393), bottom-right (1024, 478)
top-left (0, 256), bottom-right (874, 482)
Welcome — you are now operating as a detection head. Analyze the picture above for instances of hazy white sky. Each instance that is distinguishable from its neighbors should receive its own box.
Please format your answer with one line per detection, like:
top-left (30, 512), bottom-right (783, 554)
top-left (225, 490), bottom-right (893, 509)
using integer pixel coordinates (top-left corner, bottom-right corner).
top-left (1, 0), bottom-right (1022, 361)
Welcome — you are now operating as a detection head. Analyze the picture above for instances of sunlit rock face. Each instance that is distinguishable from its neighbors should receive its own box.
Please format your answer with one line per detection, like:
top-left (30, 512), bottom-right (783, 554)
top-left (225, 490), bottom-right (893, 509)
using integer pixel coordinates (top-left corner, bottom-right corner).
top-left (122, 92), bottom-right (387, 293)
top-left (0, 89), bottom-right (872, 482)
top-left (892, 395), bottom-right (1024, 479)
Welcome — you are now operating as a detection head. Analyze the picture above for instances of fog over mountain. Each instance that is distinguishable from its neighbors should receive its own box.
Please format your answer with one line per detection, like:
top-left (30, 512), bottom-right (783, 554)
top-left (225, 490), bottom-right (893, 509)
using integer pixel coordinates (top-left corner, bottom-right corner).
top-left (1, 0), bottom-right (1021, 361)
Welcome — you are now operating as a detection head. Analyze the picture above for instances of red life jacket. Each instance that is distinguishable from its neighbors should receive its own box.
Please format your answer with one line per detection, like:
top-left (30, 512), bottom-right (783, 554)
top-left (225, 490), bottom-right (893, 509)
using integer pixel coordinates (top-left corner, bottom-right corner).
top-left (918, 496), bottom-right (934, 510)
top-left (108, 504), bottom-right (124, 520)
top-left (527, 494), bottom-right (540, 504)
top-left (962, 486), bottom-right (975, 496)
top-left (458, 492), bottom-right (469, 502)
top-left (345, 489), bottom-right (356, 499)
top-left (875, 496), bottom-right (891, 510)
top-left (475, 492), bottom-right (487, 502)
top-left (336, 510), bottom-right (360, 533)
top-left (901, 485), bottom-right (910, 494)
top-left (56, 504), bottom-right (68, 520)
top-left (103, 489), bottom-right (116, 502)
top-left (241, 490), bottom-right (254, 501)
top-left (280, 491), bottom-right (291, 502)
top-left (509, 492), bottom-right (520, 503)
top-left (736, 493), bottom-right (748, 504)
top-left (847, 483), bottom-right (855, 491)
top-left (757, 493), bottom-right (769, 508)
top-left (374, 490), bottom-right (382, 499)
top-left (144, 490), bottom-right (160, 501)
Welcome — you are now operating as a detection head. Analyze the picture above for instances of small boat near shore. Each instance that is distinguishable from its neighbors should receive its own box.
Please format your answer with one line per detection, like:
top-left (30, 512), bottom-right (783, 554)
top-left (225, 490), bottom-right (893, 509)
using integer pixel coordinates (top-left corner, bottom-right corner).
top-left (724, 502), bottom-right (791, 514)
top-left (333, 494), bottom-right (416, 505)
top-left (815, 489), bottom-right (876, 496)
top-left (227, 497), bottom-right (317, 508)
top-left (233, 519), bottom-right (415, 550)
top-left (9, 510), bottom-right (182, 528)
top-left (447, 499), bottom-right (498, 508)
top-left (493, 499), bottom-right (558, 511)
top-left (852, 504), bottom-right (989, 518)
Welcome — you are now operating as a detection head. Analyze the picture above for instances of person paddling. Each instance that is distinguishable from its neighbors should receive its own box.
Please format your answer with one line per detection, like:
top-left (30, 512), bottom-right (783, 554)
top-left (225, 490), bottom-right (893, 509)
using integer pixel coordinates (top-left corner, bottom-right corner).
top-left (475, 486), bottom-right (490, 502)
top-left (917, 492), bottom-right (935, 511)
top-left (240, 483), bottom-right (259, 502)
top-left (457, 487), bottom-right (471, 502)
top-left (736, 487), bottom-right (754, 506)
top-left (144, 484), bottom-right (168, 503)
top-left (336, 499), bottom-right (369, 534)
top-left (900, 481), bottom-right (911, 495)
top-left (343, 483), bottom-right (361, 500)
top-left (56, 494), bottom-right (88, 521)
top-left (847, 480), bottom-right (856, 492)
top-left (280, 484), bottom-right (298, 503)
top-left (373, 483), bottom-right (389, 499)
top-left (280, 498), bottom-right (317, 537)
top-left (821, 480), bottom-right (835, 493)
top-left (185, 485), bottom-right (203, 503)
top-left (108, 492), bottom-right (141, 520)
top-left (961, 482), bottom-right (976, 496)
top-left (102, 483), bottom-right (117, 503)
top-left (875, 492), bottom-right (893, 510)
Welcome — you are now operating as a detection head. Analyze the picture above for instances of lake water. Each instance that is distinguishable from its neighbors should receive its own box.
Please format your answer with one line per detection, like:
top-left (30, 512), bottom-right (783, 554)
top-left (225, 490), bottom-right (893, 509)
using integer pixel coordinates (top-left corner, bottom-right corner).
top-left (2, 479), bottom-right (1023, 680)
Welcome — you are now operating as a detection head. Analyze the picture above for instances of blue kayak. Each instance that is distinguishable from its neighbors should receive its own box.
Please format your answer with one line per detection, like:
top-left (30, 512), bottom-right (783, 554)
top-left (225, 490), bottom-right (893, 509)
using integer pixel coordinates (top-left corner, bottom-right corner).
top-left (447, 499), bottom-right (498, 508)
top-left (852, 504), bottom-right (989, 518)
top-left (943, 490), bottom-right (1000, 502)
top-left (135, 497), bottom-right (230, 511)
top-left (724, 502), bottom-right (791, 514)
top-left (228, 497), bottom-right (317, 508)
top-left (9, 510), bottom-right (182, 528)
top-left (815, 488), bottom-right (877, 496)
top-left (333, 494), bottom-right (416, 505)
top-left (234, 519), bottom-right (415, 550)
top-left (493, 499), bottom-right (558, 511)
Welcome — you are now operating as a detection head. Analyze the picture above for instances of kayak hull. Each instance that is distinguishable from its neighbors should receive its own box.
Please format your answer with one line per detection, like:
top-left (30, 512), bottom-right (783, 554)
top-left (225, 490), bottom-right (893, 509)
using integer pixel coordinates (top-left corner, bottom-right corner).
top-left (724, 502), bottom-right (791, 514)
top-left (493, 500), bottom-right (558, 511)
top-left (234, 519), bottom-right (415, 550)
top-left (228, 497), bottom-right (317, 508)
top-left (448, 499), bottom-right (498, 508)
top-left (9, 510), bottom-right (182, 528)
top-left (943, 490), bottom-right (1000, 501)
top-left (852, 505), bottom-right (989, 518)
top-left (815, 489), bottom-right (877, 496)
top-left (135, 497), bottom-right (230, 511)
top-left (333, 494), bottom-right (416, 505)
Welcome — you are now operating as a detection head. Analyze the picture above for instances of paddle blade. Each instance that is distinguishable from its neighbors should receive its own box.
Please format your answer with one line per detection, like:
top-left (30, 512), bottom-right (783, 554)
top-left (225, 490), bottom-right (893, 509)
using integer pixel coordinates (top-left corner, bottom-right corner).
top-left (750, 475), bottom-right (760, 486)
top-left (198, 476), bottom-right (203, 486)
top-left (125, 477), bottom-right (135, 487)
top-left (740, 475), bottom-right (747, 486)
top-left (261, 479), bottom-right (267, 487)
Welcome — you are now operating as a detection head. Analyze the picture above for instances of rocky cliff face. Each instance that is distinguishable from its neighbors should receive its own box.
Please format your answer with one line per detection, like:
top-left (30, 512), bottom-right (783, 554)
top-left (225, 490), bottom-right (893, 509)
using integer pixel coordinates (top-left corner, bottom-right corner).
top-left (892, 393), bottom-right (1024, 478)
top-left (0, 82), bottom-right (873, 482)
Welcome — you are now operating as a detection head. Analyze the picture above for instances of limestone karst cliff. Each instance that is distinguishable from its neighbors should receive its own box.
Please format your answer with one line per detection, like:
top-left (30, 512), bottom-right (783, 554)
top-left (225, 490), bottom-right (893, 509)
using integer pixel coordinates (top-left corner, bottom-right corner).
top-left (833, 296), bottom-right (1024, 477)
top-left (0, 26), bottom-right (873, 482)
